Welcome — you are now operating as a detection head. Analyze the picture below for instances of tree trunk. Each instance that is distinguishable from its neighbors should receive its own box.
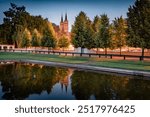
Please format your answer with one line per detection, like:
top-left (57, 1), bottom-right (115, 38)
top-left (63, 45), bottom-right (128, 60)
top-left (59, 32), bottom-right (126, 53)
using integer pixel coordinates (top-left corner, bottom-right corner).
top-left (96, 48), bottom-right (99, 54)
top-left (120, 47), bottom-right (122, 55)
top-left (105, 48), bottom-right (107, 55)
top-left (141, 47), bottom-right (145, 61)
top-left (105, 48), bottom-right (107, 58)
top-left (81, 47), bottom-right (84, 54)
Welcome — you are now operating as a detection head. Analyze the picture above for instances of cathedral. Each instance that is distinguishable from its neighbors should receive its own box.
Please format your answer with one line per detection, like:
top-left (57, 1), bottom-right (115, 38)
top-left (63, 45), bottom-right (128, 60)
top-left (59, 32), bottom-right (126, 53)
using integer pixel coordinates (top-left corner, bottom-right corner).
top-left (60, 13), bottom-right (68, 34)
top-left (53, 13), bottom-right (70, 40)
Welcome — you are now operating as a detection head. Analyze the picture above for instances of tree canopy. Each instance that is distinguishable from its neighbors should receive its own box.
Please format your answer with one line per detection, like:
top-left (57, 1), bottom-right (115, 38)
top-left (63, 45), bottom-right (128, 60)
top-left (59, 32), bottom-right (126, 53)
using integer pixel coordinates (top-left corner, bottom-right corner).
top-left (58, 36), bottom-right (69, 51)
top-left (0, 3), bottom-right (56, 49)
top-left (127, 0), bottom-right (150, 58)
top-left (98, 14), bottom-right (110, 54)
top-left (112, 16), bottom-right (127, 55)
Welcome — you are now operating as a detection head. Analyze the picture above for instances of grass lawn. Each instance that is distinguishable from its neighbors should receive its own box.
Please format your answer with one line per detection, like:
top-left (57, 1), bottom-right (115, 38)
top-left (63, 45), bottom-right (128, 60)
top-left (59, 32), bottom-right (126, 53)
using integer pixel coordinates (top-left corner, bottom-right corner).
top-left (0, 52), bottom-right (150, 72)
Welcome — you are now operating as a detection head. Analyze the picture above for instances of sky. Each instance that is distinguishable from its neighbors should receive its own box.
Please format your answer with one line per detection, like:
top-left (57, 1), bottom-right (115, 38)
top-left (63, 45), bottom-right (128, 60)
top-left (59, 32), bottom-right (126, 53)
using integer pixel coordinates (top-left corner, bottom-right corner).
top-left (0, 0), bottom-right (135, 31)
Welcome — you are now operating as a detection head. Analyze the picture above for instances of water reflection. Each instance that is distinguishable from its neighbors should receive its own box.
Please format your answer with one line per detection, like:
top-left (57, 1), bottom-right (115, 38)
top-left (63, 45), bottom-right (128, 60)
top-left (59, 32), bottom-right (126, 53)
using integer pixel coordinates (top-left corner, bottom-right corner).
top-left (0, 62), bottom-right (150, 100)
top-left (71, 70), bottom-right (150, 100)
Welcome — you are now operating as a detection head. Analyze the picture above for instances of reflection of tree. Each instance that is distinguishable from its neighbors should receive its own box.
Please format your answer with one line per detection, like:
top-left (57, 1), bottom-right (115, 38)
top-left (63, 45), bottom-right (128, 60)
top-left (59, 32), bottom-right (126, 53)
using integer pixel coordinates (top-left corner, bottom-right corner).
top-left (0, 63), bottom-right (70, 100)
top-left (71, 71), bottom-right (150, 100)
top-left (126, 77), bottom-right (150, 100)
top-left (0, 63), bottom-right (150, 100)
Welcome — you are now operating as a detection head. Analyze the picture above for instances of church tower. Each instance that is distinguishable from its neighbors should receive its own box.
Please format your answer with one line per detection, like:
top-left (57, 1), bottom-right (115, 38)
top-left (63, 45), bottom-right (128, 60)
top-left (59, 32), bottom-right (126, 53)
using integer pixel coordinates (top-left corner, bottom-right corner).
top-left (59, 13), bottom-right (68, 33)
top-left (60, 14), bottom-right (64, 32)
top-left (63, 13), bottom-right (68, 33)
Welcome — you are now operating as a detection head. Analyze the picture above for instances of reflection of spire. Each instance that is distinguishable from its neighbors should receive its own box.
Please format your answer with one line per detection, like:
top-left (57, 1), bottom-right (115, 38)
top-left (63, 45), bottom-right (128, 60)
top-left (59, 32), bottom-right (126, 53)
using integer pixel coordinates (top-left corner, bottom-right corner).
top-left (60, 69), bottom-right (74, 93)
top-left (65, 85), bottom-right (67, 93)
top-left (61, 14), bottom-right (63, 23)
top-left (65, 13), bottom-right (67, 21)
top-left (60, 77), bottom-right (68, 93)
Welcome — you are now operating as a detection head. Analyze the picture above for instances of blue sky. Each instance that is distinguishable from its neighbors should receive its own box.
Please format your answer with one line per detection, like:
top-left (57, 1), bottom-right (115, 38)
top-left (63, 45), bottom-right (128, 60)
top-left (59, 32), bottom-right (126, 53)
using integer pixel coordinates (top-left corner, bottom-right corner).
top-left (0, 0), bottom-right (135, 31)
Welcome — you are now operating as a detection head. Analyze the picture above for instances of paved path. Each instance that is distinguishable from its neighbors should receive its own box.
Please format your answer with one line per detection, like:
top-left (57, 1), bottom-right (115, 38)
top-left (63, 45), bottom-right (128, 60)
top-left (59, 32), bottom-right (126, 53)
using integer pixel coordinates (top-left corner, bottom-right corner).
top-left (1, 59), bottom-right (150, 77)
top-left (18, 60), bottom-right (150, 77)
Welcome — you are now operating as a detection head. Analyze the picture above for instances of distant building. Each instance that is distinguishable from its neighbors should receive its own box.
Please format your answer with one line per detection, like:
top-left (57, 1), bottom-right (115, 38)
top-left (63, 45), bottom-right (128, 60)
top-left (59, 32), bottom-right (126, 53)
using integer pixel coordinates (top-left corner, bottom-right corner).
top-left (53, 13), bottom-right (71, 40)
top-left (0, 44), bottom-right (15, 50)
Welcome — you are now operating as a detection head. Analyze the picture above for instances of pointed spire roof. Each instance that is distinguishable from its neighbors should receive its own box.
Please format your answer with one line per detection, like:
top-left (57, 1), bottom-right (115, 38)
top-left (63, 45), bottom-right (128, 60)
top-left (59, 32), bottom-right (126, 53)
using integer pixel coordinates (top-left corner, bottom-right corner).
top-left (65, 13), bottom-right (68, 21)
top-left (61, 14), bottom-right (63, 23)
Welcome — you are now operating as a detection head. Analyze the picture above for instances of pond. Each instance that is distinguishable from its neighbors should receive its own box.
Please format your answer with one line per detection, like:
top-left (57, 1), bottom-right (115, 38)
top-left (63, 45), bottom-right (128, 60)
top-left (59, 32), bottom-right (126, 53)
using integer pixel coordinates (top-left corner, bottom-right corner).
top-left (0, 62), bottom-right (150, 100)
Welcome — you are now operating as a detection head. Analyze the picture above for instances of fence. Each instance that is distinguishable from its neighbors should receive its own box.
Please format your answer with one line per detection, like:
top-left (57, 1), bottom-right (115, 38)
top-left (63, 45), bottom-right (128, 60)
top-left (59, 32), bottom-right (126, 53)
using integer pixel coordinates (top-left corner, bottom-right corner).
top-left (0, 49), bottom-right (150, 61)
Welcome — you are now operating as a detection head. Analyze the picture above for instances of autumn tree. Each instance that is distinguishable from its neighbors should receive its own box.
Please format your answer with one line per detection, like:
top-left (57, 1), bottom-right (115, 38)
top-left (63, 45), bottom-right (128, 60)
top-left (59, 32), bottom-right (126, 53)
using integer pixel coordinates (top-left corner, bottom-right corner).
top-left (41, 22), bottom-right (57, 50)
top-left (31, 29), bottom-right (41, 50)
top-left (127, 0), bottom-right (150, 60)
top-left (97, 14), bottom-right (110, 54)
top-left (21, 28), bottom-right (31, 50)
top-left (0, 3), bottom-right (50, 48)
top-left (3, 3), bottom-right (28, 47)
top-left (93, 15), bottom-right (101, 53)
top-left (12, 25), bottom-right (24, 48)
top-left (84, 19), bottom-right (95, 49)
top-left (58, 36), bottom-right (69, 51)
top-left (112, 16), bottom-right (127, 55)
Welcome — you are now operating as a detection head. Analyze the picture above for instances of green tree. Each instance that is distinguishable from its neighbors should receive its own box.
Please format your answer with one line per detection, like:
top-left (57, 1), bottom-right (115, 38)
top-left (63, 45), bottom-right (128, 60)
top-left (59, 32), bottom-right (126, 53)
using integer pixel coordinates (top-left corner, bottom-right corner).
top-left (72, 11), bottom-right (95, 53)
top-left (31, 29), bottom-right (40, 50)
top-left (98, 14), bottom-right (110, 55)
top-left (85, 19), bottom-right (95, 49)
top-left (3, 3), bottom-right (28, 47)
top-left (41, 22), bottom-right (57, 50)
top-left (112, 16), bottom-right (127, 55)
top-left (92, 15), bottom-right (100, 32)
top-left (127, 0), bottom-right (150, 60)
top-left (21, 28), bottom-right (31, 50)
top-left (58, 36), bottom-right (69, 51)
top-left (12, 25), bottom-right (24, 48)
top-left (93, 16), bottom-right (101, 53)
top-left (71, 11), bottom-right (88, 53)
top-left (1, 3), bottom-right (49, 48)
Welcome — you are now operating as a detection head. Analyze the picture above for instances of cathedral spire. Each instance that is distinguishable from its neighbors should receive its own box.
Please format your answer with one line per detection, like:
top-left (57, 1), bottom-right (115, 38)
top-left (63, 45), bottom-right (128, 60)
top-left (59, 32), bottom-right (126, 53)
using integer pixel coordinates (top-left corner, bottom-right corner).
top-left (61, 14), bottom-right (63, 23)
top-left (65, 13), bottom-right (68, 21)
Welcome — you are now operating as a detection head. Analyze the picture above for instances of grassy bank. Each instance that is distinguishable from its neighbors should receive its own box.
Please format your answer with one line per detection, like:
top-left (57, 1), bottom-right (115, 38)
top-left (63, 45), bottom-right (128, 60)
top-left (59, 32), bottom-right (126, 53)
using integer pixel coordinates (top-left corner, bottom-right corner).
top-left (0, 52), bottom-right (150, 72)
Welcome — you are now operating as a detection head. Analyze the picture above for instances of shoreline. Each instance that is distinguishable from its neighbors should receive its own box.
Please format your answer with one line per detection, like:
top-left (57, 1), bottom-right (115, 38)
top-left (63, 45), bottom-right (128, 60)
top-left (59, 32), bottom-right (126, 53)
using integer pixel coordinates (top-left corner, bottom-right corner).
top-left (0, 59), bottom-right (150, 77)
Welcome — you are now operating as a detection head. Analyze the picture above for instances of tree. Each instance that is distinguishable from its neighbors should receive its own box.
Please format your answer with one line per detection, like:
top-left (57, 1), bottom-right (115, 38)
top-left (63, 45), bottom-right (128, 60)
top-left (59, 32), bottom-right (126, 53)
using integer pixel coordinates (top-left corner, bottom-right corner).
top-left (21, 28), bottom-right (31, 50)
top-left (71, 11), bottom-right (95, 53)
top-left (71, 11), bottom-right (88, 53)
top-left (92, 15), bottom-right (100, 32)
top-left (3, 3), bottom-right (28, 47)
top-left (41, 22), bottom-right (57, 50)
top-left (127, 0), bottom-right (150, 60)
top-left (98, 14), bottom-right (110, 55)
top-left (58, 36), bottom-right (69, 51)
top-left (1, 3), bottom-right (50, 48)
top-left (93, 16), bottom-right (101, 53)
top-left (84, 19), bottom-right (95, 50)
top-left (0, 24), bottom-right (8, 44)
top-left (112, 16), bottom-right (127, 55)
top-left (12, 25), bottom-right (24, 48)
top-left (31, 29), bottom-right (41, 50)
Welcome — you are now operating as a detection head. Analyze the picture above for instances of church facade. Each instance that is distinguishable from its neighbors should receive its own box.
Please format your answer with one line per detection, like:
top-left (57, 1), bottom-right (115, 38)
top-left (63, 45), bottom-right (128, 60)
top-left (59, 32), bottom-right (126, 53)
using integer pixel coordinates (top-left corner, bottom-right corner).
top-left (53, 13), bottom-right (71, 40)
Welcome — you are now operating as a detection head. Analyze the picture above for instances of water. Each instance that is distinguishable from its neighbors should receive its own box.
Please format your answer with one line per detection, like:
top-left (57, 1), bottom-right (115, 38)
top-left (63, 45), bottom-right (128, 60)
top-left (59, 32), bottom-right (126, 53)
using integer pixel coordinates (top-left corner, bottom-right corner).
top-left (0, 62), bottom-right (150, 100)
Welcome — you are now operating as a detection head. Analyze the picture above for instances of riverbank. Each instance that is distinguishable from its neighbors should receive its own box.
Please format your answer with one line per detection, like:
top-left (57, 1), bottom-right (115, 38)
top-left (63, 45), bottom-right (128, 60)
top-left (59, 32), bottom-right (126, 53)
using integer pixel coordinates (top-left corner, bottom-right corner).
top-left (0, 52), bottom-right (150, 77)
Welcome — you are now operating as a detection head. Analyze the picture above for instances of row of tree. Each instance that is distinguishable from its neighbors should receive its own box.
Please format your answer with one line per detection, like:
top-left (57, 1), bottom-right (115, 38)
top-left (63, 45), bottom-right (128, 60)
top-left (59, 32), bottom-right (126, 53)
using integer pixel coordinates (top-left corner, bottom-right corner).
top-left (0, 3), bottom-right (69, 50)
top-left (71, 11), bottom-right (127, 55)
top-left (71, 0), bottom-right (150, 58)
top-left (0, 0), bottom-right (150, 58)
